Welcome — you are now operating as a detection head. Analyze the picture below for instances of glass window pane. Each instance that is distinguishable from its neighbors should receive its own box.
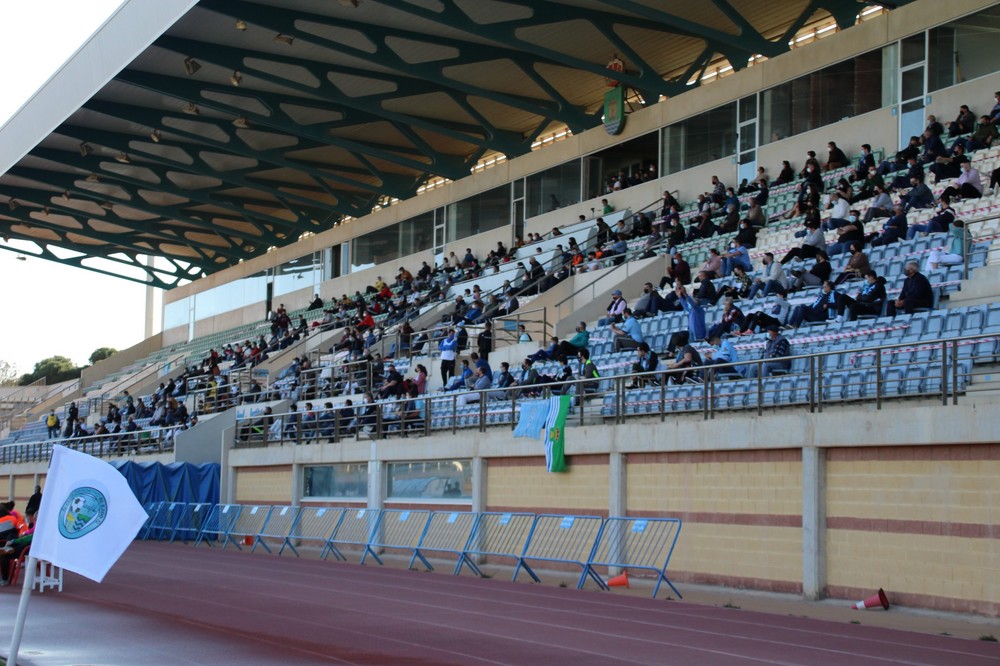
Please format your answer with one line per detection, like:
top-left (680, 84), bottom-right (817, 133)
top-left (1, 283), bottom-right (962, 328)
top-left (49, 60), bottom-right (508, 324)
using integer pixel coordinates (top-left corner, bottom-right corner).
top-left (274, 252), bottom-right (324, 297)
top-left (928, 6), bottom-right (1000, 92)
top-left (739, 95), bottom-right (757, 123)
top-left (163, 297), bottom-right (189, 330)
top-left (525, 161), bottom-right (581, 219)
top-left (351, 225), bottom-right (400, 272)
top-left (400, 211), bottom-right (434, 256)
top-left (387, 460), bottom-right (472, 500)
top-left (901, 67), bottom-right (924, 101)
top-left (901, 34), bottom-right (924, 67)
top-left (303, 464), bottom-right (368, 498)
top-left (662, 103), bottom-right (736, 173)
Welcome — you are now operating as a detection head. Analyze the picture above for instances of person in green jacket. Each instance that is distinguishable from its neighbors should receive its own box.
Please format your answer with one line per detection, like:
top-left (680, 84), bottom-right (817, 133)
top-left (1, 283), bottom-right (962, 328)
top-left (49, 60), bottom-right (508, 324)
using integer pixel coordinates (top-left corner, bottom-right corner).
top-left (556, 322), bottom-right (589, 357)
top-left (926, 219), bottom-right (971, 269)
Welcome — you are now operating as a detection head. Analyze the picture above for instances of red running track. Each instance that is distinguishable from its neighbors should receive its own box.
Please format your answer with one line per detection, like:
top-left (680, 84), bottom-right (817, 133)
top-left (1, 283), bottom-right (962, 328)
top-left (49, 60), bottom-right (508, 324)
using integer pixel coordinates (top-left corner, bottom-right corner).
top-left (2, 541), bottom-right (998, 666)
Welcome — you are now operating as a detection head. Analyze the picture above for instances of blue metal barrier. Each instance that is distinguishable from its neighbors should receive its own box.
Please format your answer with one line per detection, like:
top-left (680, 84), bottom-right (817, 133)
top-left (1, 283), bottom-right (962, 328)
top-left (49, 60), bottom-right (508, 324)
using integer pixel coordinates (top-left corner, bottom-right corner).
top-left (140, 502), bottom-right (168, 540)
top-left (323, 508), bottom-right (380, 561)
top-left (225, 504), bottom-right (273, 550)
top-left (282, 507), bottom-right (345, 556)
top-left (255, 505), bottom-right (300, 554)
top-left (456, 512), bottom-right (535, 577)
top-left (194, 504), bottom-right (243, 548)
top-left (581, 517), bottom-right (683, 598)
top-left (146, 502), bottom-right (187, 541)
top-left (409, 510), bottom-right (477, 571)
top-left (513, 514), bottom-right (604, 584)
top-left (170, 502), bottom-right (213, 543)
top-left (361, 509), bottom-right (432, 565)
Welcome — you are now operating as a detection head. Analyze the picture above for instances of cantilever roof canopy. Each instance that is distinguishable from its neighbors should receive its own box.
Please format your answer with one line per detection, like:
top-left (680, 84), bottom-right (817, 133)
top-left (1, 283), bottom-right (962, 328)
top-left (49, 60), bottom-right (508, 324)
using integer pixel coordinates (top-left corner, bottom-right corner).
top-left (0, 0), bottom-right (907, 289)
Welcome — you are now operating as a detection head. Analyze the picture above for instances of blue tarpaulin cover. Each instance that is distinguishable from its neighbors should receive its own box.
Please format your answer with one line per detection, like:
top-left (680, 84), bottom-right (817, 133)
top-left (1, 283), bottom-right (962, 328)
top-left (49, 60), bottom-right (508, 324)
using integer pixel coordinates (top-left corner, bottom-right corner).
top-left (112, 461), bottom-right (220, 505)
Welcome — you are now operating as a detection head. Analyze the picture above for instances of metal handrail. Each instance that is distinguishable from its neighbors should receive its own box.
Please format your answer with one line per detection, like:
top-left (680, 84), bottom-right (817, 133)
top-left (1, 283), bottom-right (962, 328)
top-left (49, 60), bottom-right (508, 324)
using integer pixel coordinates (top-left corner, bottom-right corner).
top-left (229, 330), bottom-right (997, 447)
top-left (492, 306), bottom-right (550, 346)
top-left (0, 425), bottom-right (178, 463)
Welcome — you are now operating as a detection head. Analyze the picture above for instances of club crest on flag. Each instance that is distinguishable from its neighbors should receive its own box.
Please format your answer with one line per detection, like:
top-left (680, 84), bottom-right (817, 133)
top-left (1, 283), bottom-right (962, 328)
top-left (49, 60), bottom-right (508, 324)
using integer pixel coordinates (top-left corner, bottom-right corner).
top-left (58, 486), bottom-right (108, 539)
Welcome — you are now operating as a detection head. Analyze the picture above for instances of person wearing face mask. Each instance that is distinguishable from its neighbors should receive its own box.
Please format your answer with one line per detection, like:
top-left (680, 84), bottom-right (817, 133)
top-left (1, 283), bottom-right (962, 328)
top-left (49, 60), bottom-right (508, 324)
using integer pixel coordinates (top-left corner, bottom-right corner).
top-left (863, 184), bottom-right (894, 223)
top-left (850, 144), bottom-right (876, 183)
top-left (788, 250), bottom-right (832, 292)
top-left (788, 281), bottom-right (843, 327)
top-left (747, 252), bottom-right (787, 299)
top-left (822, 192), bottom-right (851, 230)
top-left (735, 218), bottom-right (757, 248)
top-left (840, 271), bottom-right (887, 320)
top-left (941, 162), bottom-right (983, 201)
top-left (720, 238), bottom-right (752, 277)
top-left (555, 322), bottom-right (590, 357)
top-left (887, 261), bottom-right (934, 316)
top-left (853, 164), bottom-right (884, 202)
top-left (660, 252), bottom-right (691, 289)
top-left (906, 195), bottom-right (955, 240)
top-left (827, 210), bottom-right (865, 256)
top-left (833, 244), bottom-right (871, 286)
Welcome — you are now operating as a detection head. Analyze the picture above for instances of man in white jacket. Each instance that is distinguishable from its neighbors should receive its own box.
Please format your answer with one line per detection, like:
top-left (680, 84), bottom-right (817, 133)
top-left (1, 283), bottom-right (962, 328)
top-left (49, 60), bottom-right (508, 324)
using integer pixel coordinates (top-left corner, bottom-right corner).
top-left (747, 252), bottom-right (789, 299)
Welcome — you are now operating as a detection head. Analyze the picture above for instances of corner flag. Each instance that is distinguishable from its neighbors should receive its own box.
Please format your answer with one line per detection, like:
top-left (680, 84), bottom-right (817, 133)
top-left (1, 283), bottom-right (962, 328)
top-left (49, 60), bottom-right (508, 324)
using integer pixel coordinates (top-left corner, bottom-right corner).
top-left (30, 445), bottom-right (148, 583)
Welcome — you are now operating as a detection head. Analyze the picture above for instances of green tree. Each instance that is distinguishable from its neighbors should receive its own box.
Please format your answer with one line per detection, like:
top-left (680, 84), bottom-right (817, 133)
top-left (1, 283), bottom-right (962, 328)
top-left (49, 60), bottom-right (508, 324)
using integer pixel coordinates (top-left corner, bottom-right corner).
top-left (18, 356), bottom-right (82, 386)
top-left (89, 347), bottom-right (118, 365)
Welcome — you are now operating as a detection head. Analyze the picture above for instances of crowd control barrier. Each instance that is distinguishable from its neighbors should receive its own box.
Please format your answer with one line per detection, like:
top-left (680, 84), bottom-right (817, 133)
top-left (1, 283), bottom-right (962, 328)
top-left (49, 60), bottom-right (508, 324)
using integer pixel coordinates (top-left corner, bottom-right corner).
top-left (144, 503), bottom-right (684, 598)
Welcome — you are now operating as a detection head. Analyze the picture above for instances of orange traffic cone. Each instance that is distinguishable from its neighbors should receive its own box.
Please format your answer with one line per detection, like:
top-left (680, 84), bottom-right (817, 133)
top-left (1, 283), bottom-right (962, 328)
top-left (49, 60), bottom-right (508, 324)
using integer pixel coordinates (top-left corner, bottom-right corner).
top-left (852, 588), bottom-right (889, 610)
top-left (607, 571), bottom-right (629, 589)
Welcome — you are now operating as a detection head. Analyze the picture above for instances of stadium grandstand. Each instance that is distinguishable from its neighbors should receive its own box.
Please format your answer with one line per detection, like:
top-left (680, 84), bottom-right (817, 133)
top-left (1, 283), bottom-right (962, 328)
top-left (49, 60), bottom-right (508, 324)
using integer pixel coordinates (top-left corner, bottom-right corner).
top-left (2, 0), bottom-right (1000, 619)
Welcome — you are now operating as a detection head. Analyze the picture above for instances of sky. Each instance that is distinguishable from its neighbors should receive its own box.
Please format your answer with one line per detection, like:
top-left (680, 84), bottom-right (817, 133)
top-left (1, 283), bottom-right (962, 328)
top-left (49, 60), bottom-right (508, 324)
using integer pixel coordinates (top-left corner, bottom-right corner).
top-left (0, 1), bottom-right (156, 377)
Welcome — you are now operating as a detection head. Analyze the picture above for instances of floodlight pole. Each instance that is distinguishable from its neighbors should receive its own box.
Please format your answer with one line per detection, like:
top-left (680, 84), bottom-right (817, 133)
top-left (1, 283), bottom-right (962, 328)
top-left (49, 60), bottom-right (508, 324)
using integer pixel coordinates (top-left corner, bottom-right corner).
top-left (8, 556), bottom-right (38, 665)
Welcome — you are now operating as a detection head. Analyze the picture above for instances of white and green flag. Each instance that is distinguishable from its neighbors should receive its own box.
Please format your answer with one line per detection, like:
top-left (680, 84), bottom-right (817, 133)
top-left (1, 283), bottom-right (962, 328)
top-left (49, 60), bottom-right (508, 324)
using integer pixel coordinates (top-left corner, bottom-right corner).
top-left (30, 445), bottom-right (148, 583)
top-left (543, 395), bottom-right (571, 473)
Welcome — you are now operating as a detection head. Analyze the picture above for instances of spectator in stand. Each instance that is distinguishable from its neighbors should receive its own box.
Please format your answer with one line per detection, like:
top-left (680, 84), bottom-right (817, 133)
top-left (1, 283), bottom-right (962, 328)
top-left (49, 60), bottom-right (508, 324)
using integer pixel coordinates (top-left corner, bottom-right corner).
top-left (918, 128), bottom-right (946, 164)
top-left (611, 309), bottom-right (644, 352)
top-left (735, 218), bottom-right (757, 248)
top-left (823, 192), bottom-right (850, 229)
top-left (991, 91), bottom-right (1000, 124)
top-left (925, 115), bottom-right (945, 137)
top-left (863, 184), bottom-right (893, 223)
top-left (786, 182), bottom-right (820, 220)
top-left (906, 196), bottom-right (955, 239)
top-left (665, 339), bottom-right (702, 385)
top-left (741, 290), bottom-right (791, 334)
top-left (851, 144), bottom-right (876, 182)
top-left (747, 252), bottom-right (788, 299)
top-left (745, 197), bottom-right (766, 227)
top-left (527, 336), bottom-right (560, 363)
top-left (877, 135), bottom-right (921, 176)
top-left (887, 261), bottom-right (934, 316)
top-left (779, 214), bottom-right (825, 265)
top-left (925, 220), bottom-right (971, 270)
top-left (438, 328), bottom-right (458, 386)
top-left (717, 264), bottom-right (752, 302)
top-left (948, 105), bottom-right (976, 137)
top-left (626, 342), bottom-right (659, 389)
top-left (555, 322), bottom-right (589, 357)
top-left (839, 271), bottom-right (887, 320)
top-left (941, 161), bottom-right (983, 200)
top-left (745, 325), bottom-right (792, 379)
top-left (512, 358), bottom-right (540, 397)
top-left (660, 252), bottom-right (691, 288)
top-left (788, 250), bottom-right (833, 291)
top-left (706, 298), bottom-right (744, 340)
top-left (45, 411), bottom-right (60, 439)
top-left (826, 210), bottom-right (865, 257)
top-left (710, 175), bottom-right (726, 204)
top-left (788, 281), bottom-right (841, 327)
top-left (889, 155), bottom-right (924, 191)
top-left (929, 142), bottom-right (969, 183)
top-left (833, 244), bottom-right (870, 286)
top-left (966, 115), bottom-right (999, 151)
top-left (901, 175), bottom-right (935, 211)
top-left (457, 367), bottom-right (492, 406)
top-left (675, 284), bottom-right (706, 345)
top-left (773, 160), bottom-right (795, 185)
top-left (697, 249), bottom-right (723, 279)
top-left (720, 238), bottom-right (752, 277)
top-left (518, 325), bottom-right (531, 342)
top-left (601, 289), bottom-right (627, 325)
top-left (868, 204), bottom-right (908, 246)
top-left (824, 141), bottom-right (849, 170)
top-left (694, 270), bottom-right (718, 305)
top-left (636, 282), bottom-right (675, 317)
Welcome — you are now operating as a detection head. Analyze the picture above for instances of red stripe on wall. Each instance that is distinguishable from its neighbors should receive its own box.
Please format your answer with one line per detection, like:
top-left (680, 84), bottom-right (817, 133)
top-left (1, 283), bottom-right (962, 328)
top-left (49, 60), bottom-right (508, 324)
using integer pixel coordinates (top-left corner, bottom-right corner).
top-left (827, 444), bottom-right (1000, 462)
top-left (827, 516), bottom-right (1000, 539)
top-left (628, 449), bottom-right (801, 465)
top-left (629, 510), bottom-right (802, 528)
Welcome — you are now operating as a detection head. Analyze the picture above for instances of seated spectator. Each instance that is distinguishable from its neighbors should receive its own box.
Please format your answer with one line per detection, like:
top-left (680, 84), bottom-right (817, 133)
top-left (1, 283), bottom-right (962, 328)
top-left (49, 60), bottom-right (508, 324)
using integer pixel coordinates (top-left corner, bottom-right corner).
top-left (867, 204), bottom-right (908, 246)
top-left (527, 336), bottom-right (560, 363)
top-left (706, 298), bottom-right (744, 340)
top-left (702, 334), bottom-right (741, 377)
top-left (925, 220), bottom-right (970, 270)
top-left (840, 271), bottom-right (887, 320)
top-left (577, 349), bottom-right (601, 397)
top-left (665, 340), bottom-right (702, 384)
top-left (779, 215), bottom-right (826, 265)
top-left (747, 252), bottom-right (787, 299)
top-left (627, 342), bottom-right (659, 389)
top-left (941, 162), bottom-right (983, 201)
top-left (788, 281), bottom-right (842, 327)
top-left (517, 325), bottom-right (532, 343)
top-left (966, 115), bottom-right (999, 151)
top-left (610, 309), bottom-right (644, 352)
top-left (887, 261), bottom-right (934, 316)
top-left (716, 265), bottom-right (752, 302)
top-left (735, 218), bottom-right (757, 248)
top-left (863, 184), bottom-right (893, 223)
top-left (745, 326), bottom-right (792, 378)
top-left (827, 210), bottom-right (865, 257)
top-left (741, 290), bottom-right (791, 334)
top-left (851, 144), bottom-right (876, 182)
top-left (906, 196), bottom-right (955, 240)
top-left (696, 249), bottom-right (723, 279)
top-left (443, 360), bottom-right (473, 392)
top-left (877, 135), bottom-right (921, 176)
top-left (457, 367), bottom-right (493, 406)
top-left (773, 160), bottom-right (795, 185)
top-left (919, 128), bottom-right (946, 164)
top-left (824, 141), bottom-right (848, 170)
top-left (833, 244), bottom-right (870, 286)
top-left (693, 270), bottom-right (718, 305)
top-left (659, 252), bottom-right (691, 288)
top-left (899, 176), bottom-right (934, 212)
top-left (822, 192), bottom-right (851, 230)
top-left (600, 290), bottom-right (627, 325)
top-left (948, 104), bottom-right (976, 137)
top-left (788, 249), bottom-right (832, 291)
top-left (513, 359), bottom-right (540, 397)
top-left (928, 142), bottom-right (969, 183)
top-left (720, 238), bottom-right (752, 277)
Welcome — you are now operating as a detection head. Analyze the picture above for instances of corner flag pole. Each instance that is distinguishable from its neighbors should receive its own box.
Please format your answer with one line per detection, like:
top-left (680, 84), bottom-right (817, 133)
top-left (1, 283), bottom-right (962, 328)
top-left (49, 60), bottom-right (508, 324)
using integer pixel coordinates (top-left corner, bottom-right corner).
top-left (8, 556), bottom-right (38, 665)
